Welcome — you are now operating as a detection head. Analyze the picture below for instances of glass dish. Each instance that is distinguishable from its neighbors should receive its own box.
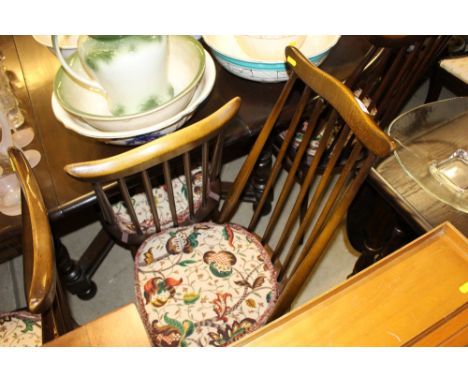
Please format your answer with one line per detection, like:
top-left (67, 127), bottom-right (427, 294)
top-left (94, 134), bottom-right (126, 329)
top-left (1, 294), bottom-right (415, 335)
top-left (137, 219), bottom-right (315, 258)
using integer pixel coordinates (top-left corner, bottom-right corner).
top-left (387, 97), bottom-right (468, 213)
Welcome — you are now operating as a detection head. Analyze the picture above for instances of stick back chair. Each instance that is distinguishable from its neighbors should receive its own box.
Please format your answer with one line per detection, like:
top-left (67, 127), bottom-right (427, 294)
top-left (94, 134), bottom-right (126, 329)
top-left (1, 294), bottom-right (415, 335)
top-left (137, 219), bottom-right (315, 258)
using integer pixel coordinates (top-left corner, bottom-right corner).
top-left (0, 147), bottom-right (75, 346)
top-left (218, 46), bottom-right (396, 322)
top-left (65, 99), bottom-right (283, 347)
top-left (274, 36), bottom-right (448, 176)
top-left (65, 98), bottom-right (241, 254)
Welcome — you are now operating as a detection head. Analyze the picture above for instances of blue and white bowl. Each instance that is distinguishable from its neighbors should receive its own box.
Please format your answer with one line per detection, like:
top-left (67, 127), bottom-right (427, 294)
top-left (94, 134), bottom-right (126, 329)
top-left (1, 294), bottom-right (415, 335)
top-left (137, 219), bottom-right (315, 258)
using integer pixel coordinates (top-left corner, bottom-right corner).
top-left (203, 35), bottom-right (340, 83)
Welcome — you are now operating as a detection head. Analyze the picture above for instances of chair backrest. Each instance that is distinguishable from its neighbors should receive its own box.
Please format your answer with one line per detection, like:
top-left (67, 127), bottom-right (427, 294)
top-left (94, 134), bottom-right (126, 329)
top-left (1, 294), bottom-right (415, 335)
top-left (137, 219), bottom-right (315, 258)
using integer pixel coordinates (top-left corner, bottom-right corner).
top-left (8, 146), bottom-right (74, 344)
top-left (64, 98), bottom-right (241, 250)
top-left (218, 46), bottom-right (396, 319)
top-left (348, 35), bottom-right (449, 127)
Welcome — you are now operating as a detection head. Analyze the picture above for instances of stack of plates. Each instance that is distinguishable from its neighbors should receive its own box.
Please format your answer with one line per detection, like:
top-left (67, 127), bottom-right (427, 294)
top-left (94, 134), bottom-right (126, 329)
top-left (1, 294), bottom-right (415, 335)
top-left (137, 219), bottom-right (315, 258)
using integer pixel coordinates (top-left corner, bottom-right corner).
top-left (203, 35), bottom-right (340, 83)
top-left (52, 52), bottom-right (216, 146)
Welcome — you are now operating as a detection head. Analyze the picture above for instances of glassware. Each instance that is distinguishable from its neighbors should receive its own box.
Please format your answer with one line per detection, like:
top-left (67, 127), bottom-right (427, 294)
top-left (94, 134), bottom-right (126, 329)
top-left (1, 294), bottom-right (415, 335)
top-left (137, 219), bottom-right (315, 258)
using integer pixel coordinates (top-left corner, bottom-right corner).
top-left (0, 51), bottom-right (34, 148)
top-left (388, 97), bottom-right (468, 213)
top-left (0, 62), bottom-right (41, 216)
top-left (0, 109), bottom-right (21, 216)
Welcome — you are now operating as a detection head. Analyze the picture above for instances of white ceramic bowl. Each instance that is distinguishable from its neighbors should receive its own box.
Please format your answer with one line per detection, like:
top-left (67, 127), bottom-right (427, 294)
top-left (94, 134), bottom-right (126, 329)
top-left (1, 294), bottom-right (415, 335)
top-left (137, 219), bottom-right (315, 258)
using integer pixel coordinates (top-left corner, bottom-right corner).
top-left (54, 35), bottom-right (205, 132)
top-left (235, 35), bottom-right (307, 61)
top-left (52, 50), bottom-right (216, 146)
top-left (33, 35), bottom-right (78, 58)
top-left (203, 35), bottom-right (340, 83)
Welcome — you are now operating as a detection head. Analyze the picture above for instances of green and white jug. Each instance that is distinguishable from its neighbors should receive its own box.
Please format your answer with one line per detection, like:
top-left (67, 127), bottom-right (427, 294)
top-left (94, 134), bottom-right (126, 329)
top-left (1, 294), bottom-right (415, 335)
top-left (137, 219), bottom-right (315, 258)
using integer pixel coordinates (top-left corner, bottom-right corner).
top-left (52, 35), bottom-right (173, 116)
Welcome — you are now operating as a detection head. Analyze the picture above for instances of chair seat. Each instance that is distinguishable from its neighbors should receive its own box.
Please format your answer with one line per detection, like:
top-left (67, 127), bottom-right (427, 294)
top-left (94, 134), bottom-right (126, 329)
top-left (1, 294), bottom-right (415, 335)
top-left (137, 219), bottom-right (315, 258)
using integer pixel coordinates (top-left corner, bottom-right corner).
top-left (0, 311), bottom-right (42, 347)
top-left (134, 222), bottom-right (278, 346)
top-left (440, 56), bottom-right (468, 84)
top-left (113, 167), bottom-right (204, 235)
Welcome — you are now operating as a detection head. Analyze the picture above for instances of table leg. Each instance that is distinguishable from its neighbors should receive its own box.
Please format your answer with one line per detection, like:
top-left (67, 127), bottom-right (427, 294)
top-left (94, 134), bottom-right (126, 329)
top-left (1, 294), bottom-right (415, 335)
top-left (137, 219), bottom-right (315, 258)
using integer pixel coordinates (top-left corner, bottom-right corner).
top-left (220, 142), bottom-right (274, 216)
top-left (54, 228), bottom-right (115, 300)
top-left (346, 181), bottom-right (417, 276)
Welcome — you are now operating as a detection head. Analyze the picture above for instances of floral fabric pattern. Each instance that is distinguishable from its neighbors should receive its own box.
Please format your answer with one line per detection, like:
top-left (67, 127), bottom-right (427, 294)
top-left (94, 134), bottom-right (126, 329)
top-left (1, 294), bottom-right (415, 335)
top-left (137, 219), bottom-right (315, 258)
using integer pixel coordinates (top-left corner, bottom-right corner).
top-left (112, 167), bottom-right (204, 235)
top-left (134, 222), bottom-right (278, 347)
top-left (0, 311), bottom-right (42, 347)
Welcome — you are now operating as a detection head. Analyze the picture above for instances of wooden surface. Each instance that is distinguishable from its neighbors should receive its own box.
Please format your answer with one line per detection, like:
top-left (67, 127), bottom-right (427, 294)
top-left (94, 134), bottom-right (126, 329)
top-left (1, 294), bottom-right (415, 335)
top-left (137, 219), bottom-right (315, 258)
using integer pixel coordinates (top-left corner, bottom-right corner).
top-left (0, 35), bottom-right (370, 250)
top-left (369, 111), bottom-right (468, 236)
top-left (43, 303), bottom-right (151, 347)
top-left (368, 97), bottom-right (468, 237)
top-left (370, 162), bottom-right (468, 237)
top-left (42, 223), bottom-right (468, 347)
top-left (234, 222), bottom-right (468, 347)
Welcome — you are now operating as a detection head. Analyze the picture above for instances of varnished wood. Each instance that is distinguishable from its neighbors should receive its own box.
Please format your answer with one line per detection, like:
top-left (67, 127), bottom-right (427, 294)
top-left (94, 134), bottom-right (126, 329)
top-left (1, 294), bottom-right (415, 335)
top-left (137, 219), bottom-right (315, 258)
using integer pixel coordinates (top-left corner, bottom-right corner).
top-left (142, 170), bottom-right (161, 231)
top-left (44, 303), bottom-right (151, 347)
top-left (0, 36), bottom-right (371, 265)
top-left (65, 98), bottom-right (241, 252)
top-left (7, 146), bottom-right (75, 342)
top-left (234, 223), bottom-right (468, 346)
top-left (8, 147), bottom-right (56, 313)
top-left (46, 223), bottom-right (468, 347)
top-left (218, 46), bottom-right (396, 320)
top-left (64, 98), bottom-right (241, 182)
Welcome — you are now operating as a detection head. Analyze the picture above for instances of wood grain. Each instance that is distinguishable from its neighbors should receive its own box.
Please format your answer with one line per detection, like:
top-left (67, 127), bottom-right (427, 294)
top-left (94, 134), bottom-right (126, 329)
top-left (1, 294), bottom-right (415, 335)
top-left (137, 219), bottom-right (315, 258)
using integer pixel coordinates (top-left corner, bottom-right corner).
top-left (234, 222), bottom-right (468, 346)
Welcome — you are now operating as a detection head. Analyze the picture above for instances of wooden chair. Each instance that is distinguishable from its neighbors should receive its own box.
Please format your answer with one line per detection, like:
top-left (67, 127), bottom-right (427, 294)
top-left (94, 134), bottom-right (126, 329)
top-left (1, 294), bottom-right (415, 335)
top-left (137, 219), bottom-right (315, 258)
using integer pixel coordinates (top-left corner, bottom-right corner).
top-left (218, 46), bottom-right (396, 322)
top-left (65, 99), bottom-right (240, 253)
top-left (425, 35), bottom-right (468, 102)
top-left (0, 147), bottom-right (75, 346)
top-left (67, 48), bottom-right (395, 346)
top-left (344, 35), bottom-right (451, 272)
top-left (268, 36), bottom-right (448, 226)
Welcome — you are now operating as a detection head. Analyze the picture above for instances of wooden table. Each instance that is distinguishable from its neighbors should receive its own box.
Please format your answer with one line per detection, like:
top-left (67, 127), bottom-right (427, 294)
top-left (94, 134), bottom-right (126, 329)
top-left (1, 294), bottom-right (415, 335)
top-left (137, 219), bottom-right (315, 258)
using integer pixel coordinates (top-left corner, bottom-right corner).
top-left (235, 222), bottom-right (468, 347)
top-left (346, 98), bottom-right (468, 275)
top-left (0, 35), bottom-right (371, 261)
top-left (43, 223), bottom-right (468, 346)
top-left (44, 303), bottom-right (151, 347)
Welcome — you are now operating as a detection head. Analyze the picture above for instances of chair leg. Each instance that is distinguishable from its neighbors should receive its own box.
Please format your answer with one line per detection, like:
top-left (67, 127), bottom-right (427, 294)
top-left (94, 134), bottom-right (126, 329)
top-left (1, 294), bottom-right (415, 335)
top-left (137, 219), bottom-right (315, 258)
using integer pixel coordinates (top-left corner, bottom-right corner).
top-left (425, 66), bottom-right (444, 103)
top-left (220, 143), bottom-right (274, 217)
top-left (55, 228), bottom-right (115, 300)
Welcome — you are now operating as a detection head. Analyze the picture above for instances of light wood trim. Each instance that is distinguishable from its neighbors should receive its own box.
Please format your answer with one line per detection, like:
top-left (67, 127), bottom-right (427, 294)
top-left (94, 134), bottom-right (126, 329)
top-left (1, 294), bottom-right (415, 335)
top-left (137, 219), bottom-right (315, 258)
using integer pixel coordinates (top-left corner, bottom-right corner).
top-left (234, 222), bottom-right (468, 346)
top-left (43, 303), bottom-right (151, 347)
top-left (8, 146), bottom-right (56, 313)
top-left (285, 46), bottom-right (396, 157)
top-left (404, 305), bottom-right (468, 346)
top-left (64, 97), bottom-right (241, 182)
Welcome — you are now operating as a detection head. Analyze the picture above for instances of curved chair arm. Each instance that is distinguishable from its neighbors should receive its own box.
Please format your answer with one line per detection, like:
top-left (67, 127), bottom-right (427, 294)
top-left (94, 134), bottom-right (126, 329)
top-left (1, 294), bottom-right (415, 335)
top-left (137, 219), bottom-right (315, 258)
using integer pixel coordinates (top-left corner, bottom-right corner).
top-left (65, 97), bottom-right (241, 183)
top-left (8, 146), bottom-right (56, 314)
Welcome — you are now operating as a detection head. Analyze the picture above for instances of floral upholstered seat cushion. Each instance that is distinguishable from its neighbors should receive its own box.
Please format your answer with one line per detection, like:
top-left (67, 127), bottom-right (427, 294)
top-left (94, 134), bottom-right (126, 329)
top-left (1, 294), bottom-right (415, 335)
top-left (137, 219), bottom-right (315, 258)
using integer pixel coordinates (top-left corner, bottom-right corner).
top-left (0, 311), bottom-right (42, 347)
top-left (112, 167), bottom-right (205, 236)
top-left (134, 222), bottom-right (278, 347)
top-left (440, 56), bottom-right (468, 84)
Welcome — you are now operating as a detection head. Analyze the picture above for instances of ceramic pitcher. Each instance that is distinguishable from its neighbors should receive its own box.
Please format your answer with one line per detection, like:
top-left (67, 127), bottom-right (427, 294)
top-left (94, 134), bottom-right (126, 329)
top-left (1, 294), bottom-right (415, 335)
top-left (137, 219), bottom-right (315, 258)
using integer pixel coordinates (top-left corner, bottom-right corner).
top-left (53, 35), bottom-right (173, 116)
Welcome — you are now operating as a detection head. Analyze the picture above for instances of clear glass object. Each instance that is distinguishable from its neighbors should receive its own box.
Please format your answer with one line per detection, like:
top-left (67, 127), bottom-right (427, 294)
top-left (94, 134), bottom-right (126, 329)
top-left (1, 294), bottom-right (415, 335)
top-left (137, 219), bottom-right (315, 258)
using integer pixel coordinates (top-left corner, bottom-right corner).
top-left (0, 57), bottom-right (41, 216)
top-left (387, 97), bottom-right (468, 213)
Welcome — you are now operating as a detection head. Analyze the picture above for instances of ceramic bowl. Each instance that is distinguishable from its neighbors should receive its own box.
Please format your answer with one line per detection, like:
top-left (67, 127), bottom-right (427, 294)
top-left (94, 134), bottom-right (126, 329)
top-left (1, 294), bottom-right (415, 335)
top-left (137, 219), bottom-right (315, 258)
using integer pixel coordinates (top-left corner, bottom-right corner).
top-left (52, 50), bottom-right (216, 146)
top-left (203, 35), bottom-right (340, 83)
top-left (33, 35), bottom-right (78, 58)
top-left (54, 35), bottom-right (205, 132)
top-left (235, 35), bottom-right (307, 61)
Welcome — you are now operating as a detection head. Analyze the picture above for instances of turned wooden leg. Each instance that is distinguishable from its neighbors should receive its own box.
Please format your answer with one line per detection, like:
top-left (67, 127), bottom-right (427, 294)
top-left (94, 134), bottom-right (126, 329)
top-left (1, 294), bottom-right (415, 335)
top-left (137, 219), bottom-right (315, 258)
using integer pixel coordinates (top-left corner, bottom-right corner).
top-left (54, 229), bottom-right (115, 300)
